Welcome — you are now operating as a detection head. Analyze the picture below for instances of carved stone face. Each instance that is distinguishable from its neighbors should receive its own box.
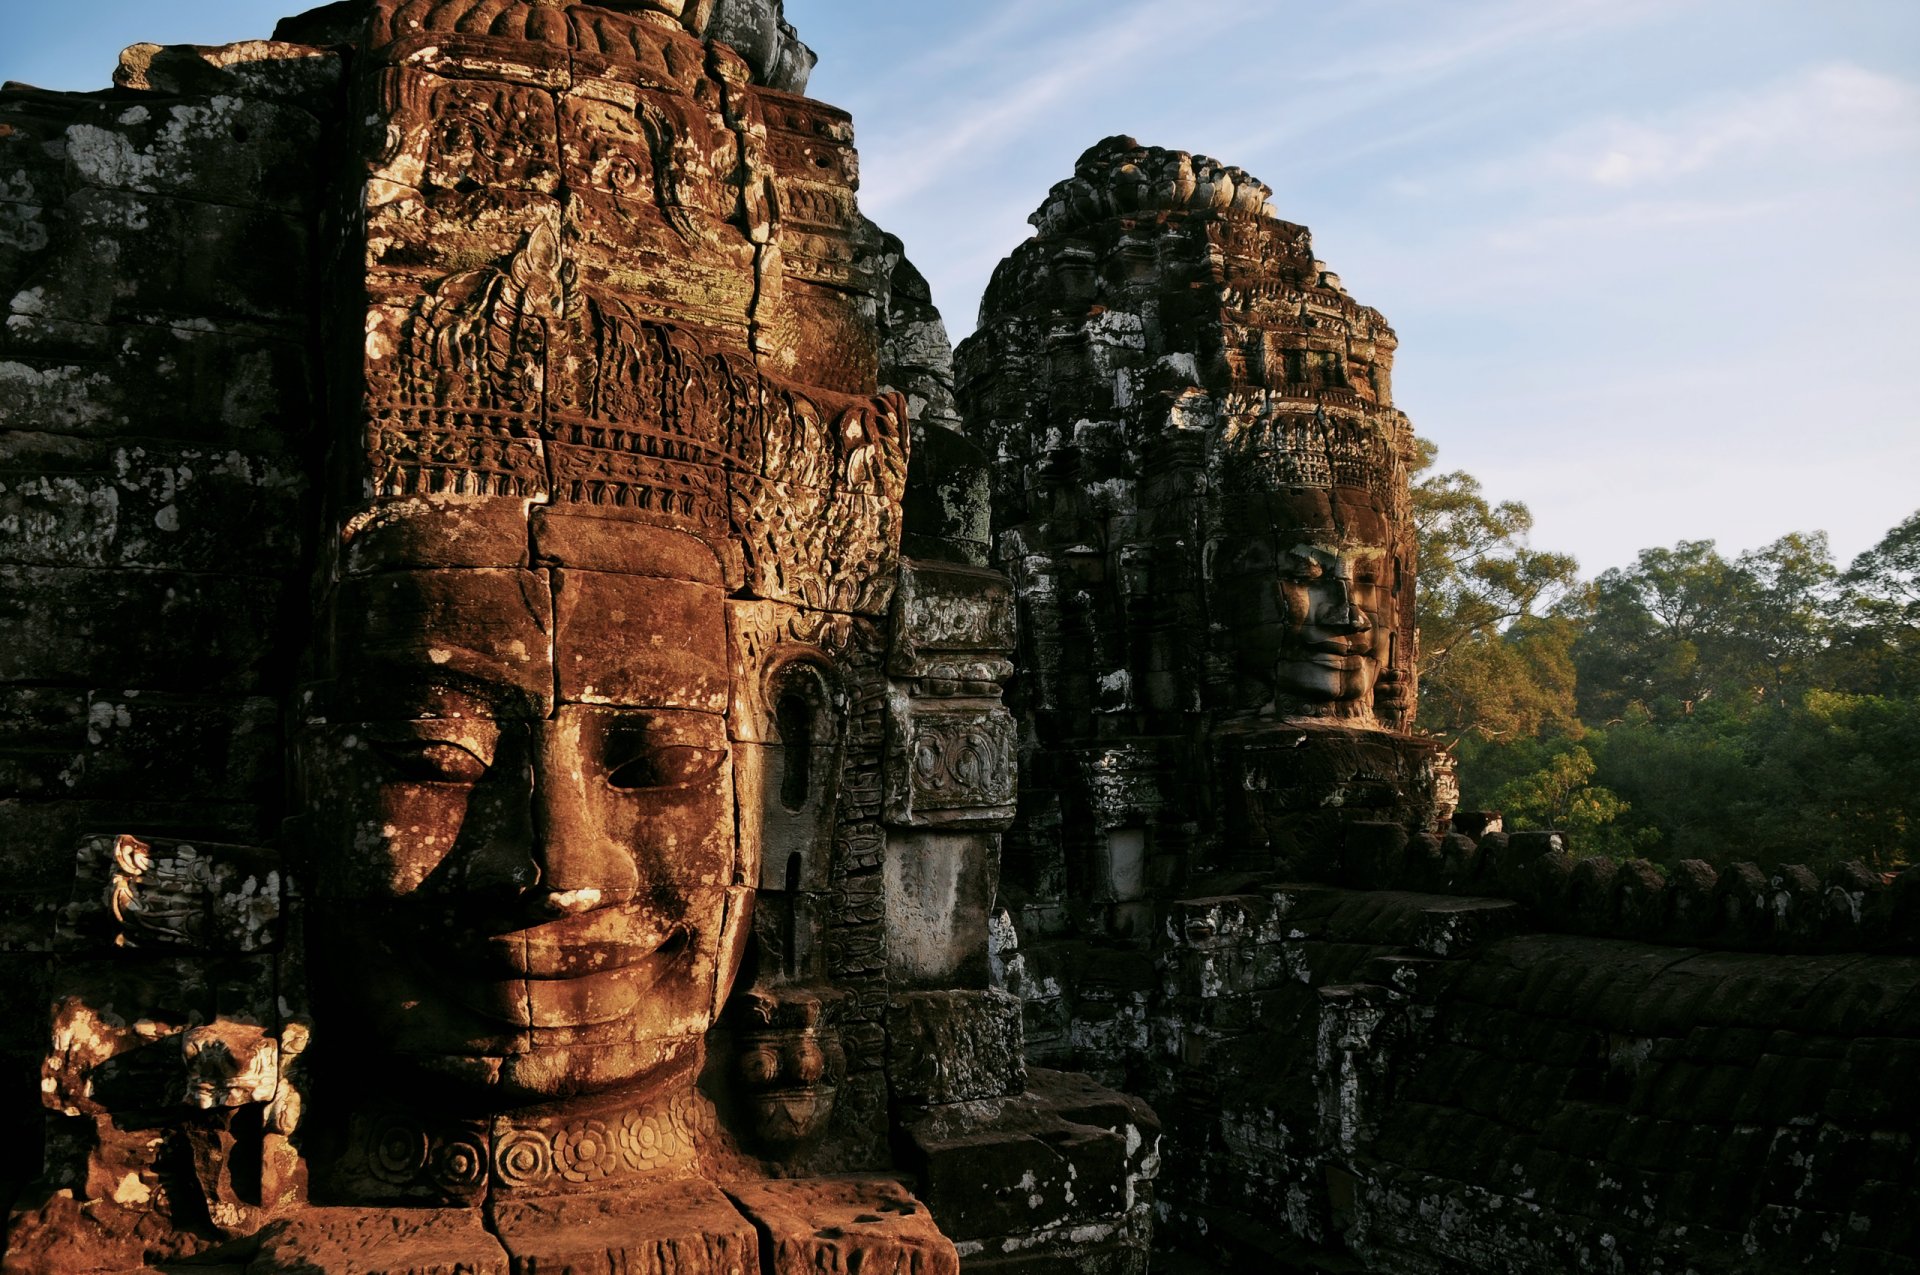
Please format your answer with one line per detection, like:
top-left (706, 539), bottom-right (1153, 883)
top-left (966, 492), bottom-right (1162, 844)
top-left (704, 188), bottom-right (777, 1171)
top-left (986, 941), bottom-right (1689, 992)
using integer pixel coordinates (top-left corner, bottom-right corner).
top-left (1212, 501), bottom-right (1399, 722)
top-left (305, 552), bottom-right (751, 1106)
top-left (1271, 541), bottom-right (1392, 705)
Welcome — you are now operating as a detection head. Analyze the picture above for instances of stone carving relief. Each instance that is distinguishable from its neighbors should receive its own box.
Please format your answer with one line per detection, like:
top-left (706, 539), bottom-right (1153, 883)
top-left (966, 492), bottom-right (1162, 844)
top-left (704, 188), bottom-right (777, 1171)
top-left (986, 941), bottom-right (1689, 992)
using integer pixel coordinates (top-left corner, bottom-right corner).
top-left (363, 204), bottom-right (907, 608)
top-left (959, 134), bottom-right (1447, 914)
top-left (885, 701), bottom-right (1018, 826)
top-left (62, 833), bottom-right (283, 954)
top-left (729, 988), bottom-right (846, 1150)
top-left (1, 10), bottom-right (1157, 1273)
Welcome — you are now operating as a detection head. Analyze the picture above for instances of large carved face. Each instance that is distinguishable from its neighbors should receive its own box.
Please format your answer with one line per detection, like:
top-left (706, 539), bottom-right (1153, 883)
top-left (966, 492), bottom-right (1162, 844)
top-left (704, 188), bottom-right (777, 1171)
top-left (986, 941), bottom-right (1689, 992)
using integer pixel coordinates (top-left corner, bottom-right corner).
top-left (303, 542), bottom-right (752, 1106)
top-left (1212, 499), bottom-right (1399, 722)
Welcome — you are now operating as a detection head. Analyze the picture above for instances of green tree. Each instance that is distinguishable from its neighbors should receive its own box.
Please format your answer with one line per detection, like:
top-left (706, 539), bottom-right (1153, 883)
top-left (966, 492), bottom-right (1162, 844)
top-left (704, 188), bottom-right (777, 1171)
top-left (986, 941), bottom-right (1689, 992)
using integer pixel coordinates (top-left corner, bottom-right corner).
top-left (1488, 742), bottom-right (1657, 858)
top-left (1569, 540), bottom-right (1740, 721)
top-left (1842, 509), bottom-right (1920, 618)
top-left (1728, 532), bottom-right (1839, 698)
top-left (1411, 440), bottom-right (1581, 739)
top-left (1745, 691), bottom-right (1920, 871)
top-left (1826, 510), bottom-right (1920, 697)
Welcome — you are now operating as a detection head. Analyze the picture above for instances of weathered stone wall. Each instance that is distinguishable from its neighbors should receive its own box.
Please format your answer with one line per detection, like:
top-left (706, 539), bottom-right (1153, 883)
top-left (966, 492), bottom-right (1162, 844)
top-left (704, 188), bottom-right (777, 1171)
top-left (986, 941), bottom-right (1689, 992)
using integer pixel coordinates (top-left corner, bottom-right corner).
top-left (1146, 884), bottom-right (1919, 1275)
top-left (0, 12), bottom-right (1163, 1273)
top-left (966, 137), bottom-right (1920, 1275)
top-left (0, 41), bottom-right (346, 1210)
top-left (8, 18), bottom-right (1910, 1274)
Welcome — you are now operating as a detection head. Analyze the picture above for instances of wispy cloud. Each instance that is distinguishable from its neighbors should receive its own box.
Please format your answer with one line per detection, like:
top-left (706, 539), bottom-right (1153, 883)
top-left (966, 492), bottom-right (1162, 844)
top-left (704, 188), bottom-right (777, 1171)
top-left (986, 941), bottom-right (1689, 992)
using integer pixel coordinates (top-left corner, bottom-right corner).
top-left (1480, 195), bottom-right (1787, 251)
top-left (1303, 0), bottom-right (1691, 87)
top-left (1487, 63), bottom-right (1920, 192)
top-left (854, 0), bottom-right (1244, 215)
top-left (1217, 0), bottom-right (1693, 159)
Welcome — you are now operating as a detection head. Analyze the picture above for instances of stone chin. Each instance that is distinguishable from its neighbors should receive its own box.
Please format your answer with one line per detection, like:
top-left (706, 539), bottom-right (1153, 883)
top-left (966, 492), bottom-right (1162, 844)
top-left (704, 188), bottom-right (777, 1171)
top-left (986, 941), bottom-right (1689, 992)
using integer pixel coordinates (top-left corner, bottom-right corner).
top-left (1271, 637), bottom-right (1387, 720)
top-left (401, 1032), bottom-right (706, 1108)
top-left (1272, 664), bottom-right (1382, 722)
top-left (308, 901), bottom-right (736, 1108)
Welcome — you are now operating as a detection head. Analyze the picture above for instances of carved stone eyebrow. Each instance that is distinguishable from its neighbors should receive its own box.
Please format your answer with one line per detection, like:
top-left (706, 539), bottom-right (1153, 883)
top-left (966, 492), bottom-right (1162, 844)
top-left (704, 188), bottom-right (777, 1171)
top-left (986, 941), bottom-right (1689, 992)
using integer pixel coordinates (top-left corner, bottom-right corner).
top-left (362, 717), bottom-right (503, 766)
top-left (350, 661), bottom-right (550, 723)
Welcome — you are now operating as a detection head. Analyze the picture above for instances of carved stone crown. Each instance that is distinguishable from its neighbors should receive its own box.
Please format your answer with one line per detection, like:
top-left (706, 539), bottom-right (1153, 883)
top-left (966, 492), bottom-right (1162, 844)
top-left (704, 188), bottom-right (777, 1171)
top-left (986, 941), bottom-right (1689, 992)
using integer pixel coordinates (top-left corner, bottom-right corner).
top-left (1030, 135), bottom-right (1279, 236)
top-left (1212, 406), bottom-right (1411, 517)
top-left (365, 207), bottom-right (908, 612)
top-left (364, 0), bottom-right (816, 92)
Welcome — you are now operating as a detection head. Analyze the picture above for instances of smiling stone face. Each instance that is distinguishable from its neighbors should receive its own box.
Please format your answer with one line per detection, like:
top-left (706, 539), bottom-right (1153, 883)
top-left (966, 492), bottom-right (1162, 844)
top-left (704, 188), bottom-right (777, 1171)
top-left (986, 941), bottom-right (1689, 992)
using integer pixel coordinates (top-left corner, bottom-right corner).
top-left (1210, 493), bottom-right (1404, 726)
top-left (281, 0), bottom-right (909, 1189)
top-left (1270, 540), bottom-right (1393, 706)
top-left (302, 549), bottom-right (754, 1106)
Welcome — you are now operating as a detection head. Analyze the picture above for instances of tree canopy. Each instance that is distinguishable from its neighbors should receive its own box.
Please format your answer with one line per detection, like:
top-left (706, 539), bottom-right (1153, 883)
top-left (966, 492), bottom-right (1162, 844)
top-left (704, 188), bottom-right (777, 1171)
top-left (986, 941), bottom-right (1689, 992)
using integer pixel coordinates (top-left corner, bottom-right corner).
top-left (1412, 440), bottom-right (1917, 873)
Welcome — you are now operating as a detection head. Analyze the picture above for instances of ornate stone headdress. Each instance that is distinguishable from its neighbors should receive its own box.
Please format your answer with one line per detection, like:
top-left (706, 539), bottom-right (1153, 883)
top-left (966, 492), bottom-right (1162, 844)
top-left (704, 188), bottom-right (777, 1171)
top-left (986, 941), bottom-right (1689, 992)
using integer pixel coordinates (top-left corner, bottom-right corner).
top-left (363, 206), bottom-right (908, 613)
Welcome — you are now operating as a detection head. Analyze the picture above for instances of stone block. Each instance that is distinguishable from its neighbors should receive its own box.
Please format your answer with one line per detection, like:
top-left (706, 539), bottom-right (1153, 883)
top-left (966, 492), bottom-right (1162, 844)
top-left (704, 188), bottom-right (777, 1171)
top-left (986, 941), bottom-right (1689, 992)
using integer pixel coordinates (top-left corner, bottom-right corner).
top-left (1824, 860), bottom-right (1893, 946)
top-left (79, 692), bottom-right (279, 805)
top-left (0, 797), bottom-right (274, 894)
top-left (0, 687), bottom-right (86, 798)
top-left (902, 1069), bottom-right (1159, 1246)
top-left (343, 498), bottom-right (536, 574)
top-left (882, 691), bottom-right (1016, 829)
top-left (0, 683), bottom-right (280, 802)
top-left (49, 89), bottom-right (327, 212)
top-left (1520, 849), bottom-right (1576, 920)
top-left (1612, 858), bottom-right (1670, 938)
top-left (886, 558), bottom-right (1014, 683)
top-left (901, 427), bottom-right (992, 566)
top-left (0, 432), bottom-right (306, 573)
top-left (551, 569), bottom-right (729, 712)
top-left (1167, 895), bottom-right (1266, 951)
top-left (1714, 862), bottom-right (1773, 943)
top-left (1341, 821), bottom-right (1406, 890)
top-left (1668, 858), bottom-right (1721, 940)
top-left (326, 568), bottom-right (554, 719)
top-left (884, 829), bottom-right (997, 987)
top-left (725, 1176), bottom-right (959, 1275)
top-left (26, 188), bottom-right (309, 329)
top-left (56, 833), bottom-right (284, 954)
top-left (1771, 864), bottom-right (1824, 945)
top-left (41, 952), bottom-right (278, 1117)
top-left (0, 318), bottom-right (314, 447)
top-left (1507, 830), bottom-right (1566, 861)
top-left (114, 39), bottom-right (346, 106)
top-left (1401, 831), bottom-right (1446, 892)
top-left (488, 1178), bottom-right (759, 1275)
top-left (251, 1206), bottom-right (509, 1275)
top-left (0, 566), bottom-right (286, 693)
top-left (886, 989), bottom-right (1025, 1105)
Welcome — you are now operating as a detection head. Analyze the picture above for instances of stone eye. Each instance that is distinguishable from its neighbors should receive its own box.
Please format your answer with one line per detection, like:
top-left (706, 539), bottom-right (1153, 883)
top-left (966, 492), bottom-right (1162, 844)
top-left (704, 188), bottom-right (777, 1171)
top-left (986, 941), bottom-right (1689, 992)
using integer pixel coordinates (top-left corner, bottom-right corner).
top-left (373, 739), bottom-right (489, 785)
top-left (607, 745), bottom-right (723, 791)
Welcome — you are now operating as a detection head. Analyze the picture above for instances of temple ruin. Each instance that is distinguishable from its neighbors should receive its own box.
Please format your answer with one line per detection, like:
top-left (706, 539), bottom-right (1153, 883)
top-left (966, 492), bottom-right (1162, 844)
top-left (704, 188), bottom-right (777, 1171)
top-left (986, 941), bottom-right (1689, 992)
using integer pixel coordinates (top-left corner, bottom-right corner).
top-left (0, 4), bottom-right (1914, 1273)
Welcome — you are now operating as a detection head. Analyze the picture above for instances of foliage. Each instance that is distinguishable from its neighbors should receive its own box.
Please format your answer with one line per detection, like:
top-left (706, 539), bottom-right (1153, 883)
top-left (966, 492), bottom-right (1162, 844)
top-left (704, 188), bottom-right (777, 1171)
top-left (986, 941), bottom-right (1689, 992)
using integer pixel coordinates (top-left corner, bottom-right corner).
top-left (1842, 509), bottom-right (1920, 619)
top-left (1409, 458), bottom-right (1919, 873)
top-left (1486, 744), bottom-right (1657, 859)
top-left (1410, 440), bottom-right (1581, 739)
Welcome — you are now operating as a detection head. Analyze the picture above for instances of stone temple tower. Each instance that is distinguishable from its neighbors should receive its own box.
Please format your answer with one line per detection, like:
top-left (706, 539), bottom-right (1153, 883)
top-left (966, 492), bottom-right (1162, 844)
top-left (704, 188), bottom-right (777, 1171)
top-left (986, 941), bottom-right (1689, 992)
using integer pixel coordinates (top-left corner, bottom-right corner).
top-left (959, 135), bottom-right (1454, 1046)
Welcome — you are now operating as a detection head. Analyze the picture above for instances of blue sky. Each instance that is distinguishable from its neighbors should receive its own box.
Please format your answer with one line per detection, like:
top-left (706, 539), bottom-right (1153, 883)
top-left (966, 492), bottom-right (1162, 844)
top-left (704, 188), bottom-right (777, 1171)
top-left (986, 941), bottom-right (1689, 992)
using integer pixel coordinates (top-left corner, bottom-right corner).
top-left (9, 1), bottom-right (1919, 576)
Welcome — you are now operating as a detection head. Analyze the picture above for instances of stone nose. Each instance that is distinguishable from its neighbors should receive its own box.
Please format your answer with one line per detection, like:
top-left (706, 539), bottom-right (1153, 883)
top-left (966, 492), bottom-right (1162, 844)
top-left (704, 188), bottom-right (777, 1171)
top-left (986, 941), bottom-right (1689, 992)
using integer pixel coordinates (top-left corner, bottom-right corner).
top-left (1314, 578), bottom-right (1371, 632)
top-left (525, 726), bottom-right (639, 907)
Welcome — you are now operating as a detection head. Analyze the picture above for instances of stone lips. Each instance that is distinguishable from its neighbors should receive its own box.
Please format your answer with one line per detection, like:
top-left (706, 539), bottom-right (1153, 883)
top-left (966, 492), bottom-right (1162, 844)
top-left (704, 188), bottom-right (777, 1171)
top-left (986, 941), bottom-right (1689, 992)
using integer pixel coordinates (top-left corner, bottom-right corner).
top-left (3, 11), bottom-right (1917, 1272)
